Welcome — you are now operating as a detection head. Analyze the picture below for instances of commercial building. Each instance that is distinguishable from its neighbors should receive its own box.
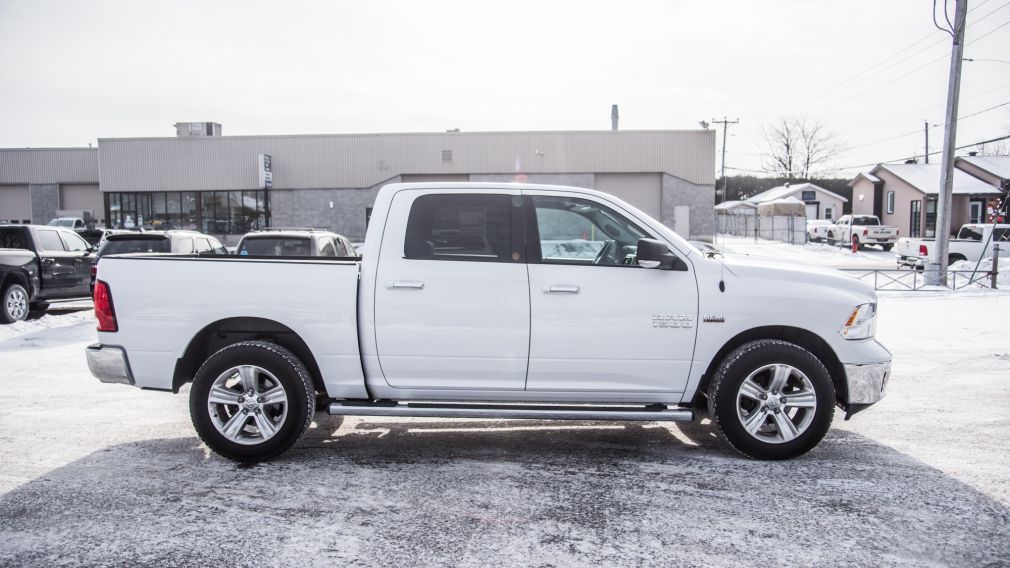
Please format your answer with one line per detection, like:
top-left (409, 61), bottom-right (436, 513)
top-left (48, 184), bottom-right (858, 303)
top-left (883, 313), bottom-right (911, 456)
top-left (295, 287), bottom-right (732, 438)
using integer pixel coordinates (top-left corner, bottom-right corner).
top-left (2, 125), bottom-right (716, 243)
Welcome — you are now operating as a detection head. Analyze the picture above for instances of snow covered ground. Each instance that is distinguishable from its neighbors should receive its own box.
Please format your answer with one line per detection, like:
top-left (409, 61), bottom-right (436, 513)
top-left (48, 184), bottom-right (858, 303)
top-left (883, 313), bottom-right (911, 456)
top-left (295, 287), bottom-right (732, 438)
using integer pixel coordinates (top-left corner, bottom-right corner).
top-left (0, 248), bottom-right (1008, 566)
top-left (712, 235), bottom-right (899, 269)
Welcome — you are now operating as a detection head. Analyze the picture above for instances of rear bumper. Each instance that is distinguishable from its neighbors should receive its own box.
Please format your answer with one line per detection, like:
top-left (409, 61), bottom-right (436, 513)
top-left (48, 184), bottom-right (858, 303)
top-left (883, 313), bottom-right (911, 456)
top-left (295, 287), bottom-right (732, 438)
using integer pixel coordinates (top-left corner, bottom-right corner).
top-left (843, 361), bottom-right (890, 405)
top-left (86, 343), bottom-right (134, 385)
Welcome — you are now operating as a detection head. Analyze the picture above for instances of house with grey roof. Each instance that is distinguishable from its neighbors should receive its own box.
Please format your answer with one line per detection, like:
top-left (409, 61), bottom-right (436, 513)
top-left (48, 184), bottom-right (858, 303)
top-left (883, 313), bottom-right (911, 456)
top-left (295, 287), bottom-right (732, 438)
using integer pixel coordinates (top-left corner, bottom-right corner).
top-left (746, 182), bottom-right (848, 221)
top-left (955, 155), bottom-right (1010, 191)
top-left (850, 163), bottom-right (1002, 239)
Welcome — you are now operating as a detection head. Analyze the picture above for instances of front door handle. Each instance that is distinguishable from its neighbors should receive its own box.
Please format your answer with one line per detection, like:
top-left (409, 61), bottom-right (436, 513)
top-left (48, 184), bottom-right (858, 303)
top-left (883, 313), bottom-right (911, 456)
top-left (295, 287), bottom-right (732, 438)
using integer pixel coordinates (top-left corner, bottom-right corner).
top-left (388, 280), bottom-right (424, 289)
top-left (545, 284), bottom-right (580, 294)
top-left (42, 258), bottom-right (56, 266)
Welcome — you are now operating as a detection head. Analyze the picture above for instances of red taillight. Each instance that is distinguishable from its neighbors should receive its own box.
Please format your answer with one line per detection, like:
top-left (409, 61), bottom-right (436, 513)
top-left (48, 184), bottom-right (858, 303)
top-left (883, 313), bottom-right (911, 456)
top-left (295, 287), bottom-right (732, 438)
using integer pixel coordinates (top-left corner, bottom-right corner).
top-left (919, 244), bottom-right (928, 256)
top-left (863, 229), bottom-right (868, 236)
top-left (94, 280), bottom-right (118, 332)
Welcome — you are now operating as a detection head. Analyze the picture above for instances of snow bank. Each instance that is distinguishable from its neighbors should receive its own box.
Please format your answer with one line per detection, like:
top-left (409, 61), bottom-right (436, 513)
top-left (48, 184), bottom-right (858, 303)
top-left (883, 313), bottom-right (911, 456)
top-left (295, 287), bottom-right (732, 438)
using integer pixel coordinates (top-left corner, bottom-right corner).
top-left (0, 309), bottom-right (95, 342)
top-left (949, 258), bottom-right (1009, 287)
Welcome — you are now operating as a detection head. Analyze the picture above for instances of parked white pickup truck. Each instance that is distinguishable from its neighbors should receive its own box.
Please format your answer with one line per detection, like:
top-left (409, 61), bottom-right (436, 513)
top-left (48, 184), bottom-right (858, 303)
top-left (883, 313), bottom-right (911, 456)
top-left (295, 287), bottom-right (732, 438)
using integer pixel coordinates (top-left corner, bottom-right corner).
top-left (812, 215), bottom-right (899, 250)
top-left (896, 223), bottom-right (1010, 268)
top-left (87, 183), bottom-right (891, 462)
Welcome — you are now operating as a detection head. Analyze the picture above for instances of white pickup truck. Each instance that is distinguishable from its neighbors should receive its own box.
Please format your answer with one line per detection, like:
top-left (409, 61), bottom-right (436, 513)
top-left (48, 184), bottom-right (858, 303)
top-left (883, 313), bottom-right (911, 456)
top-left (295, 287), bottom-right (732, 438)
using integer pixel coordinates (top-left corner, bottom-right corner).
top-left (812, 215), bottom-right (900, 250)
top-left (86, 183), bottom-right (891, 462)
top-left (896, 223), bottom-right (1010, 268)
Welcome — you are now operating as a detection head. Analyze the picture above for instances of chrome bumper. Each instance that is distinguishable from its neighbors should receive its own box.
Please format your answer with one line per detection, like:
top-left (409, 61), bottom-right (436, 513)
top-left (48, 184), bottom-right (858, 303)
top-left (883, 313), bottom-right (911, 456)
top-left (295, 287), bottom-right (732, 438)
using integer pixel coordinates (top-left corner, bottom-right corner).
top-left (843, 361), bottom-right (890, 405)
top-left (86, 344), bottom-right (134, 385)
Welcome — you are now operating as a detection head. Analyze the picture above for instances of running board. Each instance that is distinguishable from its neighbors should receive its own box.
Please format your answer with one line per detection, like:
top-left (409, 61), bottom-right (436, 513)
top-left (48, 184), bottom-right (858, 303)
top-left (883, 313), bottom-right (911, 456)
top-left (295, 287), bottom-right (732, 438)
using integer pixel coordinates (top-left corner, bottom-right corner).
top-left (327, 401), bottom-right (695, 422)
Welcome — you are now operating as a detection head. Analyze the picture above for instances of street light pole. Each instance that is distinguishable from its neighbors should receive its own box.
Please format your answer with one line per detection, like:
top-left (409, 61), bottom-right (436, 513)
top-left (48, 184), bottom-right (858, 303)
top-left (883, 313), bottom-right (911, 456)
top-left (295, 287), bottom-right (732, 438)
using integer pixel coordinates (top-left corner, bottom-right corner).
top-left (927, 0), bottom-right (968, 287)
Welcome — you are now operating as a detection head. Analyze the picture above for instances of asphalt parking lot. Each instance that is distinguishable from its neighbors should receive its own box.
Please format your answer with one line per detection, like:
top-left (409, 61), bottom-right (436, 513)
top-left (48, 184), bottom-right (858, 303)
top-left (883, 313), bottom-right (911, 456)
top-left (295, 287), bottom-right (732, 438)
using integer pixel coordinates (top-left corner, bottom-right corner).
top-left (1, 294), bottom-right (1009, 567)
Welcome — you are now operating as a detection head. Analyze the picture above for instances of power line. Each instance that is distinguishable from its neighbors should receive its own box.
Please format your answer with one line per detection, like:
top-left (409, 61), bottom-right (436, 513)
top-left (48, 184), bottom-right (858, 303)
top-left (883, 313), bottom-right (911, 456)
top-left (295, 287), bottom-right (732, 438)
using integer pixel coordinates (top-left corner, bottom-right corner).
top-left (746, 0), bottom-right (1001, 115)
top-left (844, 100), bottom-right (1009, 151)
top-left (724, 134), bottom-right (1010, 176)
top-left (741, 3), bottom-right (1010, 120)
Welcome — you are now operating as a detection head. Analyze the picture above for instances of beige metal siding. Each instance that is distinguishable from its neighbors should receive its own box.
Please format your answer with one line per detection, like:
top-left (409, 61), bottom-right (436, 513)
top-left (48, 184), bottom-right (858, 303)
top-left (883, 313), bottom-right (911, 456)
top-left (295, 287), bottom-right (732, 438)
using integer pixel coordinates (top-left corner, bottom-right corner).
top-left (98, 130), bottom-right (716, 192)
top-left (60, 184), bottom-right (103, 215)
top-left (0, 148), bottom-right (99, 184)
top-left (0, 185), bottom-right (31, 221)
top-left (594, 173), bottom-right (662, 219)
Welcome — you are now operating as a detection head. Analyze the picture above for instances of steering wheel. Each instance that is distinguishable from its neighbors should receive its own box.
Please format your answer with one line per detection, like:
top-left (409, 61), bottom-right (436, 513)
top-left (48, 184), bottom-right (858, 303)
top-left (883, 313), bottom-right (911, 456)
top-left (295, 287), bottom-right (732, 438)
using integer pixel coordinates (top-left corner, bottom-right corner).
top-left (593, 239), bottom-right (617, 265)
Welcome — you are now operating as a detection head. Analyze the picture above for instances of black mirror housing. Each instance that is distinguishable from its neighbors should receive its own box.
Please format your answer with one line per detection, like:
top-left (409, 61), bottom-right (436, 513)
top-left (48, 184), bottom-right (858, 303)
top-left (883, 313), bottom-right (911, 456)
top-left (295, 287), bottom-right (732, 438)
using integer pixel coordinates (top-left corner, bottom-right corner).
top-left (636, 238), bottom-right (687, 271)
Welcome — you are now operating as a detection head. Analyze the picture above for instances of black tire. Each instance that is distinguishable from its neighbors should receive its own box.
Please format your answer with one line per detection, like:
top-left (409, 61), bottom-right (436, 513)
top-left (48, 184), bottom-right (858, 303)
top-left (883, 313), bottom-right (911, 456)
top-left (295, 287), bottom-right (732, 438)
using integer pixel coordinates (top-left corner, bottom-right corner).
top-left (1, 283), bottom-right (29, 324)
top-left (881, 244), bottom-right (893, 252)
top-left (826, 232), bottom-right (835, 246)
top-left (707, 340), bottom-right (835, 460)
top-left (190, 340), bottom-right (314, 462)
top-left (947, 254), bottom-right (966, 266)
top-left (28, 302), bottom-right (49, 315)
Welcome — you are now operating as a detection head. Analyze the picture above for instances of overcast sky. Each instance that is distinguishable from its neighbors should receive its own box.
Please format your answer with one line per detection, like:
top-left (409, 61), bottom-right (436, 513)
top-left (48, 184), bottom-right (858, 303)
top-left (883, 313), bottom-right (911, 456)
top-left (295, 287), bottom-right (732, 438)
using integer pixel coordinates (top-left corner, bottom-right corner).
top-left (1, 0), bottom-right (1008, 177)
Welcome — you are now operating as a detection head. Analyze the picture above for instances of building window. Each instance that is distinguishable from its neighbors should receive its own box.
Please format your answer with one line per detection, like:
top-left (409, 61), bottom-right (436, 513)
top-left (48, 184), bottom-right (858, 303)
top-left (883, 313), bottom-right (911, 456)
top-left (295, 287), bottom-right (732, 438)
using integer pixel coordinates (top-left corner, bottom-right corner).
top-left (886, 191), bottom-right (894, 215)
top-left (910, 200), bottom-right (921, 238)
top-left (824, 207), bottom-right (833, 220)
top-left (104, 190), bottom-right (266, 235)
top-left (800, 190), bottom-right (816, 202)
top-left (924, 197), bottom-right (937, 238)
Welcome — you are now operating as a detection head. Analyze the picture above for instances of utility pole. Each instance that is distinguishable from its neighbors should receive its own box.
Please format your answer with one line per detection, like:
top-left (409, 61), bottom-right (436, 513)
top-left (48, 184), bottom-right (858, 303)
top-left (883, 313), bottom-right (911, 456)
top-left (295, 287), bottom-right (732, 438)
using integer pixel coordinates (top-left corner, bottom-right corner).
top-left (928, 0), bottom-right (968, 286)
top-left (712, 117), bottom-right (739, 203)
top-left (924, 119), bottom-right (930, 164)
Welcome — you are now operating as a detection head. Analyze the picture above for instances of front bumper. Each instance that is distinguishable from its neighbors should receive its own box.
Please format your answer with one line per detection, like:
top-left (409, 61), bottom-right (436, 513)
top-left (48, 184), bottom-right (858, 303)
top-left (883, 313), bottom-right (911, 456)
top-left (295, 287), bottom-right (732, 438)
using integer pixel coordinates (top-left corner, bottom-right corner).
top-left (86, 343), bottom-right (134, 385)
top-left (843, 361), bottom-right (890, 405)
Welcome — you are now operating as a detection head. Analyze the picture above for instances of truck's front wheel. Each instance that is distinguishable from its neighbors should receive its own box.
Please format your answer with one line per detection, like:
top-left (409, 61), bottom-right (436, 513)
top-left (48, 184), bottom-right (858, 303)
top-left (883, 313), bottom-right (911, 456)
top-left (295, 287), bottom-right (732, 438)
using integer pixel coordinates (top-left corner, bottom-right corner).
top-left (190, 341), bottom-right (314, 462)
top-left (708, 340), bottom-right (835, 460)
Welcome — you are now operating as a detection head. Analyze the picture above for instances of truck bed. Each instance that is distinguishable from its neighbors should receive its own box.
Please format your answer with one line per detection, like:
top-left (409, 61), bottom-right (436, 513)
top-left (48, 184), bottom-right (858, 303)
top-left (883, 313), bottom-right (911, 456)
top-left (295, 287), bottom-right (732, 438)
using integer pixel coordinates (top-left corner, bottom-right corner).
top-left (95, 254), bottom-right (365, 397)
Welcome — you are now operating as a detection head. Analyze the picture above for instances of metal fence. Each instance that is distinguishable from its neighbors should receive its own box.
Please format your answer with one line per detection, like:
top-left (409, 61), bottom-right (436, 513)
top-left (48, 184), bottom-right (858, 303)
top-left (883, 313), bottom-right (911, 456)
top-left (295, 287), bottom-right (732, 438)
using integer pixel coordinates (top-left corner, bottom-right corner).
top-left (838, 268), bottom-right (997, 291)
top-left (716, 214), bottom-right (806, 245)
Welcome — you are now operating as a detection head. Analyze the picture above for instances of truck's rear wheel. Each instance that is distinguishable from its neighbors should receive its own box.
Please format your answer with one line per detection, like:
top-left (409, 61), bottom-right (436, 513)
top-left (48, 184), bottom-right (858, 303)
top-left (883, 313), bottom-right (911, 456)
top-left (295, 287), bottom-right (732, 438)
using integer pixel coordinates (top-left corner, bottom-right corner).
top-left (190, 341), bottom-right (314, 462)
top-left (1, 283), bottom-right (29, 324)
top-left (707, 340), bottom-right (835, 460)
top-left (881, 244), bottom-right (893, 252)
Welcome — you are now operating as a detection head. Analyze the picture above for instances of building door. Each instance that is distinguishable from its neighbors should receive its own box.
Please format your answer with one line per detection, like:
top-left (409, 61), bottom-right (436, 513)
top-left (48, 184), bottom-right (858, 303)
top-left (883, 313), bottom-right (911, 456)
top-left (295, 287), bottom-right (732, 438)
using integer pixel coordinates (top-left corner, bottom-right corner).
top-left (805, 203), bottom-right (819, 219)
top-left (673, 205), bottom-right (691, 238)
top-left (970, 200), bottom-right (984, 224)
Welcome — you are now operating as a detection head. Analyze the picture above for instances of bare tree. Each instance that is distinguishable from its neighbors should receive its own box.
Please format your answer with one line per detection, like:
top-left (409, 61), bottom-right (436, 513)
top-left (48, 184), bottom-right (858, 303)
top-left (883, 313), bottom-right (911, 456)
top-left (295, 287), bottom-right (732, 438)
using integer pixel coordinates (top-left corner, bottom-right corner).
top-left (973, 138), bottom-right (1009, 156)
top-left (762, 117), bottom-right (842, 178)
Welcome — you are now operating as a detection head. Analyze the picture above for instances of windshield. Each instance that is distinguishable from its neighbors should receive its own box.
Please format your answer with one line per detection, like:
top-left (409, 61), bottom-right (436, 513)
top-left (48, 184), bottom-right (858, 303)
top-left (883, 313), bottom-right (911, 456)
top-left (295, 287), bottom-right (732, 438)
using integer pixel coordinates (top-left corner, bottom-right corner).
top-left (98, 237), bottom-right (170, 256)
top-left (238, 237), bottom-right (311, 256)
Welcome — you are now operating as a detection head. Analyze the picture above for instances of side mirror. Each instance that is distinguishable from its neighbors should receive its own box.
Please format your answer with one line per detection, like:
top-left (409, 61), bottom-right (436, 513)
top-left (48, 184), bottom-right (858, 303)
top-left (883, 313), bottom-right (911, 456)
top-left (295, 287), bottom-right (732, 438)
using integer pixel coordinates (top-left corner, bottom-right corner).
top-left (636, 238), bottom-right (687, 271)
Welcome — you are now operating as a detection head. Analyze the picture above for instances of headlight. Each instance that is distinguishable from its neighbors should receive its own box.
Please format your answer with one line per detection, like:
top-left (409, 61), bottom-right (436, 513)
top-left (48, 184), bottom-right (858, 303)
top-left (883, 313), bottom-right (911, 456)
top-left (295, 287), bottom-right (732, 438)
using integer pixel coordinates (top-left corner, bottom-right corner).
top-left (840, 303), bottom-right (876, 340)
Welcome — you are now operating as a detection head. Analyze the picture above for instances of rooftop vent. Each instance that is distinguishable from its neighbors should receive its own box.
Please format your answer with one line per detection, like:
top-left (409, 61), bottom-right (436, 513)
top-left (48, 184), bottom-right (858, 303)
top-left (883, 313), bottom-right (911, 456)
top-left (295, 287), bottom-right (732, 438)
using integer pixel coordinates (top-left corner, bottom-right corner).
top-left (174, 122), bottom-right (222, 137)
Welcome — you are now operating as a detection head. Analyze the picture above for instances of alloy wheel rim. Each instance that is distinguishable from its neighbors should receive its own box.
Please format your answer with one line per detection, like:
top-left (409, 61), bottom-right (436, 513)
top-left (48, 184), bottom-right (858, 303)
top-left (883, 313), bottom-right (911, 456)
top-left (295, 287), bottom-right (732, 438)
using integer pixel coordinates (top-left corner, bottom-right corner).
top-left (735, 363), bottom-right (817, 444)
top-left (207, 365), bottom-right (288, 445)
top-left (6, 288), bottom-right (27, 320)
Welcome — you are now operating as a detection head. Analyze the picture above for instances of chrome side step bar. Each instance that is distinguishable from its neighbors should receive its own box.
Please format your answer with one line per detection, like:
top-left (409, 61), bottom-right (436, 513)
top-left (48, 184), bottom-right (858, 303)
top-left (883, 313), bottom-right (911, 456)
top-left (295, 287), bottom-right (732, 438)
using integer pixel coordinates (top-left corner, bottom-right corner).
top-left (328, 401), bottom-right (695, 422)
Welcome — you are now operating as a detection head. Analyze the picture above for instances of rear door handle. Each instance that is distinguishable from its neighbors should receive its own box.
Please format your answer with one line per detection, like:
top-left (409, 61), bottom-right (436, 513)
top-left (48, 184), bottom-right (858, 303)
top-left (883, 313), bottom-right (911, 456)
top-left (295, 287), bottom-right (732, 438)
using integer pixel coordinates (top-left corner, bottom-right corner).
top-left (545, 284), bottom-right (580, 294)
top-left (388, 280), bottom-right (424, 289)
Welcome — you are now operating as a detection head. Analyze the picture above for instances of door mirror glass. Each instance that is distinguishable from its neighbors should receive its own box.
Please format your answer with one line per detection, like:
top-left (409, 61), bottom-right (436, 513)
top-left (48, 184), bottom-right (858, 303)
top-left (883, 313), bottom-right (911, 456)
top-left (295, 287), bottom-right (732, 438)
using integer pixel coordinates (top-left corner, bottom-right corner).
top-left (636, 238), bottom-right (686, 271)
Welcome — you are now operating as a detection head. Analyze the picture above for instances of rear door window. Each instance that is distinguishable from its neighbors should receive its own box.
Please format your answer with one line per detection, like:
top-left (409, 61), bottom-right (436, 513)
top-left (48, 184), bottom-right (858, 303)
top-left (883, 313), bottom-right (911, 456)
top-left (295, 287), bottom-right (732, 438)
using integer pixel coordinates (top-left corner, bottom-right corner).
top-left (0, 228), bottom-right (29, 249)
top-left (37, 230), bottom-right (67, 252)
top-left (403, 194), bottom-right (519, 262)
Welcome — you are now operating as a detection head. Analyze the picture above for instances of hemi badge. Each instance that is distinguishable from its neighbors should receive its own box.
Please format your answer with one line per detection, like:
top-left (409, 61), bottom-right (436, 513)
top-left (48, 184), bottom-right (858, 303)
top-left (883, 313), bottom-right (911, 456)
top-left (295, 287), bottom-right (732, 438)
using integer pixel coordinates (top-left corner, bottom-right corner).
top-left (703, 316), bottom-right (725, 323)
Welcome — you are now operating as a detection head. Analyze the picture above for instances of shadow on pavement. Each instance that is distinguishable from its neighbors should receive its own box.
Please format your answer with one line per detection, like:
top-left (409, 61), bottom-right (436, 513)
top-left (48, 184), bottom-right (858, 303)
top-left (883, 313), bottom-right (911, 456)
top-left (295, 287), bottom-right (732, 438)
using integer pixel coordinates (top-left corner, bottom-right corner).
top-left (1, 421), bottom-right (1007, 568)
